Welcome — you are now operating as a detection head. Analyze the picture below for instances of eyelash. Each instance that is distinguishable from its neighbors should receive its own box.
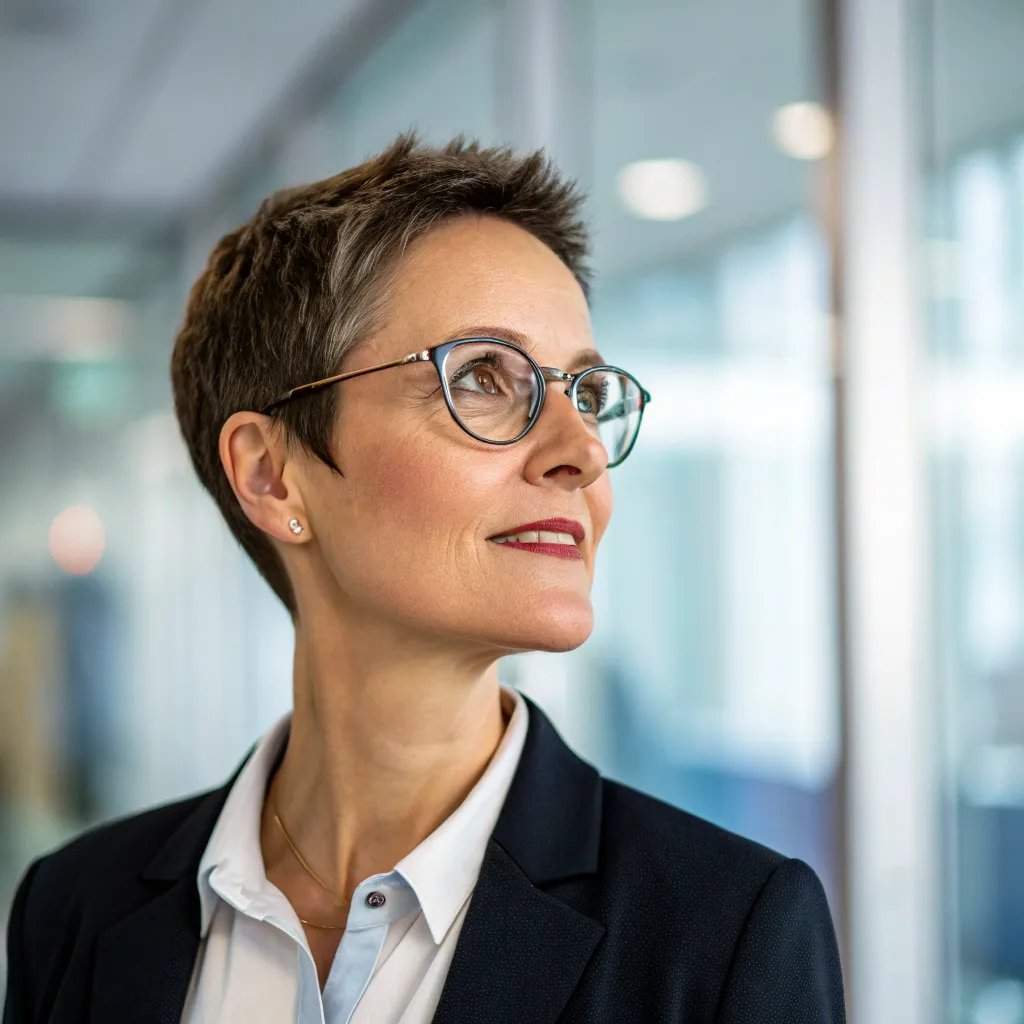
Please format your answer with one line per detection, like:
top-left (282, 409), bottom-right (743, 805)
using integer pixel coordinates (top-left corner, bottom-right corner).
top-left (449, 356), bottom-right (501, 386)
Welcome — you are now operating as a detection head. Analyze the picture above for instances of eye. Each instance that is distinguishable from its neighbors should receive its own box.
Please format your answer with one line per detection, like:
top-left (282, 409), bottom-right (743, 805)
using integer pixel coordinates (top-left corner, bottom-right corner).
top-left (577, 377), bottom-right (609, 415)
top-left (471, 367), bottom-right (500, 394)
top-left (450, 356), bottom-right (507, 396)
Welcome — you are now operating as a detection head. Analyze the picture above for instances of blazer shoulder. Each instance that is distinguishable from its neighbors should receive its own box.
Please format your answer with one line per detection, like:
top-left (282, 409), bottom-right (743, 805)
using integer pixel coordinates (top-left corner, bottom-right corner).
top-left (22, 788), bottom-right (220, 917)
top-left (7, 788), bottom-right (228, 1023)
top-left (599, 776), bottom-right (789, 893)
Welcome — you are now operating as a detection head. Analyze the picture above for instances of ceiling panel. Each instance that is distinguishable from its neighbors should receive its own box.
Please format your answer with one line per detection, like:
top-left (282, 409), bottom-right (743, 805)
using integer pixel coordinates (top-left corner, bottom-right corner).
top-left (589, 0), bottom-right (818, 278)
top-left (931, 0), bottom-right (1024, 161)
top-left (1, 0), bottom-right (1023, 251)
top-left (0, 0), bottom-right (166, 196)
top-left (0, 0), bottom-right (379, 214)
top-left (104, 0), bottom-right (370, 206)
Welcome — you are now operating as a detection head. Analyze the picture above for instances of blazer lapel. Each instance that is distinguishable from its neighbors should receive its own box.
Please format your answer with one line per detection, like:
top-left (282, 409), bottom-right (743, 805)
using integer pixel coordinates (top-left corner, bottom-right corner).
top-left (431, 839), bottom-right (604, 1024)
top-left (431, 696), bottom-right (607, 1024)
top-left (89, 876), bottom-right (202, 1024)
top-left (89, 758), bottom-right (246, 1024)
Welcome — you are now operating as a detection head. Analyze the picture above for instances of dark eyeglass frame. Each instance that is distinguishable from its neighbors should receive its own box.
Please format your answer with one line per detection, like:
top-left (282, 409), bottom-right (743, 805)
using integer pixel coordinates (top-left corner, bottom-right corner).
top-left (260, 337), bottom-right (652, 468)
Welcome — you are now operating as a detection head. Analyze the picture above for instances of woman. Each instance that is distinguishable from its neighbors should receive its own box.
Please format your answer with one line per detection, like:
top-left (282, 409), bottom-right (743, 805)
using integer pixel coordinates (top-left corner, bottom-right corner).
top-left (4, 135), bottom-right (844, 1023)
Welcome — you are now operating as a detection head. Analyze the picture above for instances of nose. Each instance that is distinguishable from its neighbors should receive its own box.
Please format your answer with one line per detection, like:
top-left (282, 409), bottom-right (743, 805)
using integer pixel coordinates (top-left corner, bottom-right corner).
top-left (521, 381), bottom-right (608, 490)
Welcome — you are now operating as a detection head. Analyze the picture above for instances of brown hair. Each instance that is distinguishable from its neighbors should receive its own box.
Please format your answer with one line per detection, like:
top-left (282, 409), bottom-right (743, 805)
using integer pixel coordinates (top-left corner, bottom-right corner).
top-left (171, 133), bottom-right (591, 614)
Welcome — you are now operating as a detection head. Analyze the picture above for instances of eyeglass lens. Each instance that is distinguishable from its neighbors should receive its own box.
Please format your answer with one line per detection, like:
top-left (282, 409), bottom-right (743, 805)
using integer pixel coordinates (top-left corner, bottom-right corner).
top-left (440, 341), bottom-right (644, 465)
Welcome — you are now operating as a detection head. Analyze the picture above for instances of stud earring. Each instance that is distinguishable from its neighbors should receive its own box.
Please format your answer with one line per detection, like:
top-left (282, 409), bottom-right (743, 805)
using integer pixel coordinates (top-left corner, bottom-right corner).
top-left (288, 518), bottom-right (303, 535)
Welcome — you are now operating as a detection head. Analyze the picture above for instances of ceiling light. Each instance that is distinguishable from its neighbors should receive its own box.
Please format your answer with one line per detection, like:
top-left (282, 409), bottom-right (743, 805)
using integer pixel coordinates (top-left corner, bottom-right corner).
top-left (772, 102), bottom-right (835, 160)
top-left (617, 159), bottom-right (708, 221)
top-left (49, 505), bottom-right (105, 575)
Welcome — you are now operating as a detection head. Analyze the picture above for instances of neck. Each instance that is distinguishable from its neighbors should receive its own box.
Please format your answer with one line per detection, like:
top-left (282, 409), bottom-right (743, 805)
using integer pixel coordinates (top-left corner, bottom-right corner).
top-left (262, 603), bottom-right (509, 907)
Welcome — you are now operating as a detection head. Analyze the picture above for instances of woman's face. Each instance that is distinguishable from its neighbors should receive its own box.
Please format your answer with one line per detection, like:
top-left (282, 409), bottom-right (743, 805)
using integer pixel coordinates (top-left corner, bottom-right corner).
top-left (295, 214), bottom-right (613, 654)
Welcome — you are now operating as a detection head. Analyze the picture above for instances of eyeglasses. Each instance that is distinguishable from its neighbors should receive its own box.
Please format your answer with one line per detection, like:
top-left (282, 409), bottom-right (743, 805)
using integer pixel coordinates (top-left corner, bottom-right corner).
top-left (260, 337), bottom-right (652, 468)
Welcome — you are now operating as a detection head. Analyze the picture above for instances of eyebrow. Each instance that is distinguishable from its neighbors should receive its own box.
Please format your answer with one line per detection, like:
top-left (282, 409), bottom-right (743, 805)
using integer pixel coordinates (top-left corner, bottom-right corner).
top-left (447, 325), bottom-right (607, 373)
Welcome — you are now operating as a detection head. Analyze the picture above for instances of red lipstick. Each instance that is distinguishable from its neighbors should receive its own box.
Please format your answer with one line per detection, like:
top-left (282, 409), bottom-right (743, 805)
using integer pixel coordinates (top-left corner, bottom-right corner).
top-left (495, 518), bottom-right (585, 542)
top-left (489, 518), bottom-right (585, 560)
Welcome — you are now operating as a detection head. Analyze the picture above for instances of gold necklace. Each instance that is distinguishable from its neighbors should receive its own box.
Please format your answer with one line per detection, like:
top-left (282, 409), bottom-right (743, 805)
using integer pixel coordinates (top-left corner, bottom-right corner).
top-left (272, 803), bottom-right (346, 931)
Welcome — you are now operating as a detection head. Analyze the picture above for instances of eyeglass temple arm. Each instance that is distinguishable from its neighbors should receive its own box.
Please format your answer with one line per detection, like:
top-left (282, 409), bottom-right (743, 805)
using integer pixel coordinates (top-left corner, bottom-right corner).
top-left (261, 350), bottom-right (432, 413)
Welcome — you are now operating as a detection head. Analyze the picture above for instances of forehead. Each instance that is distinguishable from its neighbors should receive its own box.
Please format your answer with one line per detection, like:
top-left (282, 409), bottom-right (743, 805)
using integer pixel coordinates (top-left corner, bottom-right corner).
top-left (380, 214), bottom-right (593, 359)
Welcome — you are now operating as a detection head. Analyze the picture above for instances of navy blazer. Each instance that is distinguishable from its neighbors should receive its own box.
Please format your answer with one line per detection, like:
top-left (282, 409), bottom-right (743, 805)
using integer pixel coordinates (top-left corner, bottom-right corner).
top-left (4, 695), bottom-right (845, 1023)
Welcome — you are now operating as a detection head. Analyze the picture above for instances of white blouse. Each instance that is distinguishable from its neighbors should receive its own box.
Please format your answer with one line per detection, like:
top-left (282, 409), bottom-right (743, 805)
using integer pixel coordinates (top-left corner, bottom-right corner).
top-left (181, 685), bottom-right (528, 1023)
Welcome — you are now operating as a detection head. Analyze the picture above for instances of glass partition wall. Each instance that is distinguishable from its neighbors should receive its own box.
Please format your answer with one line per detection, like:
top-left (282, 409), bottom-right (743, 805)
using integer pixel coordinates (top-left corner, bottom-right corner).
top-left (561, 0), bottom-right (839, 890)
top-left (924, 0), bottom-right (1024, 1019)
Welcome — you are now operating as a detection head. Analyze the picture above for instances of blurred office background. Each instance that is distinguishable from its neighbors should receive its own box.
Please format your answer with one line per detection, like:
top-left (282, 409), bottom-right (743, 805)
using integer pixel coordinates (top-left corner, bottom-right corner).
top-left (0, 0), bottom-right (1022, 1020)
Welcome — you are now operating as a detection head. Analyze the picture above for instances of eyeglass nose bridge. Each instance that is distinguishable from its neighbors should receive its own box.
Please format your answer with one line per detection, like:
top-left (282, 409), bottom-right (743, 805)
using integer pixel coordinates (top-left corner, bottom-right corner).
top-left (540, 366), bottom-right (576, 389)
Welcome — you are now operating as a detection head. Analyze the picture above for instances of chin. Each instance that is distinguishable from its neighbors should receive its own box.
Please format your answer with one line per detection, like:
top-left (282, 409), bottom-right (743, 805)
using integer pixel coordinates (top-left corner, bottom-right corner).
top-left (491, 593), bottom-right (595, 654)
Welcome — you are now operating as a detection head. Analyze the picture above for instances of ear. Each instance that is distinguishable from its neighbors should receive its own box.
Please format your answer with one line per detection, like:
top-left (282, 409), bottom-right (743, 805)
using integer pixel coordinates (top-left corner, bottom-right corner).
top-left (218, 411), bottom-right (310, 544)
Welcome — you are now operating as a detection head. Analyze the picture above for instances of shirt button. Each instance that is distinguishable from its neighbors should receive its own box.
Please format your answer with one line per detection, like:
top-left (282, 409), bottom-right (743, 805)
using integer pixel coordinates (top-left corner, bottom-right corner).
top-left (366, 891), bottom-right (386, 908)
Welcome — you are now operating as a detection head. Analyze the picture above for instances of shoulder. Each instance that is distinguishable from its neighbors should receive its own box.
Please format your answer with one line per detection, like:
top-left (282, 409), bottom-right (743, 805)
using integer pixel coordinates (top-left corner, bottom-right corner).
top-left (599, 775), bottom-right (787, 887)
top-left (576, 776), bottom-right (841, 1015)
top-left (5, 790), bottom-right (226, 1021)
top-left (19, 739), bottom-right (253, 918)
top-left (32, 791), bottom-right (209, 884)
top-left (592, 776), bottom-right (832, 945)
top-left (15, 789), bottom-right (218, 932)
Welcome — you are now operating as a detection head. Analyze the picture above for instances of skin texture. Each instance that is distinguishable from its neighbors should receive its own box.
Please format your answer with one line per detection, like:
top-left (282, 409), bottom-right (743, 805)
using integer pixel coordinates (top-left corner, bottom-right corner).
top-left (217, 214), bottom-right (613, 986)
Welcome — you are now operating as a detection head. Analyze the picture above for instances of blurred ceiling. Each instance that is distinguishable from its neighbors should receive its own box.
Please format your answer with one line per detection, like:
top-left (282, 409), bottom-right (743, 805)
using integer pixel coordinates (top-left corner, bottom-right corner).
top-left (0, 0), bottom-right (406, 420)
top-left (0, 0), bottom-right (1021, 279)
top-left (930, 0), bottom-right (1024, 162)
top-left (0, 0), bottom-right (402, 226)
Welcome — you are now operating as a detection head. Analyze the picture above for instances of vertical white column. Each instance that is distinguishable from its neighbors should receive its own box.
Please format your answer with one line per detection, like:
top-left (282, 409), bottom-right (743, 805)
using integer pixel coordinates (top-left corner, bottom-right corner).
top-left (839, 0), bottom-right (941, 1020)
top-left (496, 0), bottom-right (592, 183)
top-left (496, 0), bottom-right (561, 154)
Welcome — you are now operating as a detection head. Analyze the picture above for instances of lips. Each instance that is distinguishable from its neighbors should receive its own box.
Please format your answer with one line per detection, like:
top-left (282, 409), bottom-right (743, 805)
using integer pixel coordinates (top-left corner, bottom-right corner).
top-left (490, 518), bottom-right (585, 543)
top-left (488, 518), bottom-right (586, 561)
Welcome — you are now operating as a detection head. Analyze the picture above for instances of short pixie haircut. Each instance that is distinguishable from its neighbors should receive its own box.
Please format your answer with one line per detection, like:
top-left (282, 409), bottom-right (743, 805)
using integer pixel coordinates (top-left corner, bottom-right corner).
top-left (171, 134), bottom-right (591, 614)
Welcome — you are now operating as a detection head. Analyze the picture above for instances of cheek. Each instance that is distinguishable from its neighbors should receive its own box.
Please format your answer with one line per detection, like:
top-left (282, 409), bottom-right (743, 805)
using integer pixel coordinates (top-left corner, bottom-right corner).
top-left (338, 422), bottom-right (498, 577)
top-left (366, 442), bottom-right (488, 534)
top-left (333, 398), bottom-right (454, 525)
top-left (308, 437), bottom-right (476, 625)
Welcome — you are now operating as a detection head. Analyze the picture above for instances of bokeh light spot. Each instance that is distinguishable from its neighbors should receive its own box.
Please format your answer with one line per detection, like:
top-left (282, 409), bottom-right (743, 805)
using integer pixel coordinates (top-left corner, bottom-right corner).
top-left (49, 504), bottom-right (105, 575)
top-left (617, 159), bottom-right (709, 221)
